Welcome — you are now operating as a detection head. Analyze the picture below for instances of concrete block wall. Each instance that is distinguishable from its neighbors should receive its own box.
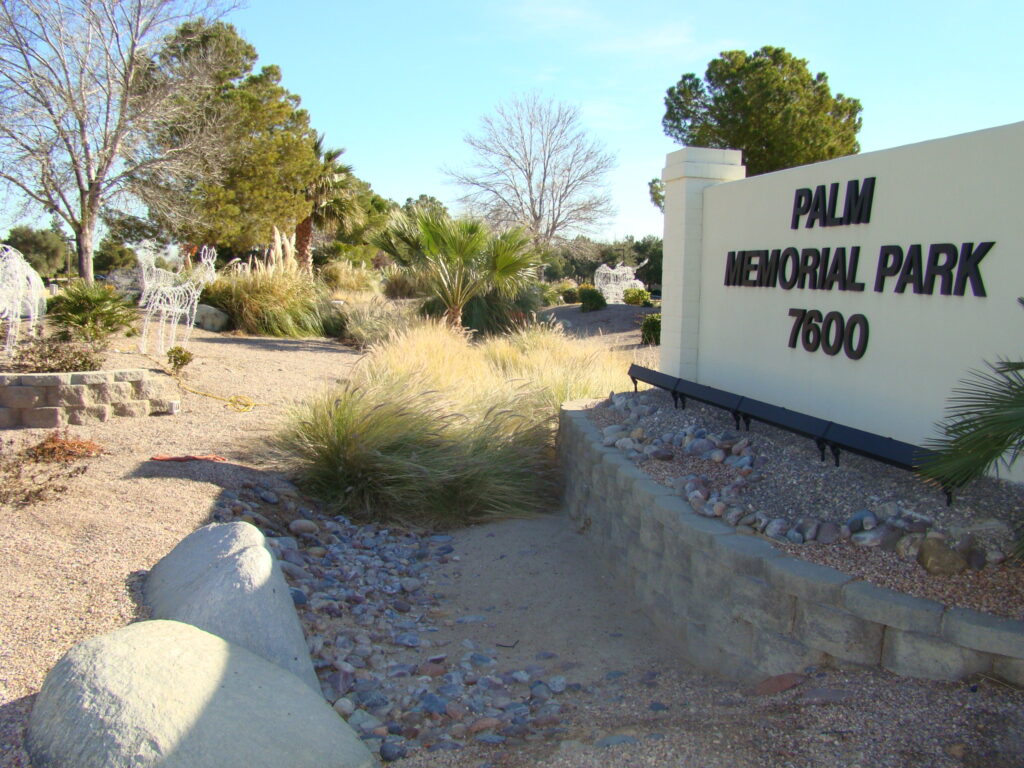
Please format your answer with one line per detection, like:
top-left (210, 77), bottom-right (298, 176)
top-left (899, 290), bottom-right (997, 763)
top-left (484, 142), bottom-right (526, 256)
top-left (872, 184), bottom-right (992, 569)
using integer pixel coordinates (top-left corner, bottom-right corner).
top-left (0, 369), bottom-right (179, 428)
top-left (559, 402), bottom-right (1024, 684)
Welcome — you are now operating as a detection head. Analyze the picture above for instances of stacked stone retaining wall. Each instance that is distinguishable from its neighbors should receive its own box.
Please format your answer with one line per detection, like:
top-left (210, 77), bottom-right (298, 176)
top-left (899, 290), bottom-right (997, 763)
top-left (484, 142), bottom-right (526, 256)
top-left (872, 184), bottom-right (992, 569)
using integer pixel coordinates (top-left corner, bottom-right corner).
top-left (559, 402), bottom-right (1024, 684)
top-left (0, 369), bottom-right (179, 428)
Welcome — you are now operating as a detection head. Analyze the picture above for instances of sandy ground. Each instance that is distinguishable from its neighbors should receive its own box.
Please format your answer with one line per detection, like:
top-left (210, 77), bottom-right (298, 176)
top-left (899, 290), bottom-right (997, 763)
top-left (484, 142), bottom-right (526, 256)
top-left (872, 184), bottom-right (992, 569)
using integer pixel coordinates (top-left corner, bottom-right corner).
top-left (2, 317), bottom-right (1023, 767)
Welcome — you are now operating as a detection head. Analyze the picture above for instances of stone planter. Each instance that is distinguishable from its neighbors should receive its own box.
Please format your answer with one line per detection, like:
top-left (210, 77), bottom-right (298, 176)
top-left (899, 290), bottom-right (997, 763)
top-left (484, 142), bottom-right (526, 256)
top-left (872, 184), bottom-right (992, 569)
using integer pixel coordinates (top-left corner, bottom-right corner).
top-left (559, 401), bottom-right (1024, 685)
top-left (0, 369), bottom-right (179, 428)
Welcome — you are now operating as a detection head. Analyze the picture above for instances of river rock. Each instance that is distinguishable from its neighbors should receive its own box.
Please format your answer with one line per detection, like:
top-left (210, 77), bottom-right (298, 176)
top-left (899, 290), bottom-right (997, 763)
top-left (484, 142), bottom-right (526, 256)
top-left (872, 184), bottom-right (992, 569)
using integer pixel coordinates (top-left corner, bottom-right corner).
top-left (851, 524), bottom-right (902, 550)
top-left (917, 538), bottom-right (968, 575)
top-left (815, 521), bottom-right (840, 544)
top-left (26, 620), bottom-right (375, 768)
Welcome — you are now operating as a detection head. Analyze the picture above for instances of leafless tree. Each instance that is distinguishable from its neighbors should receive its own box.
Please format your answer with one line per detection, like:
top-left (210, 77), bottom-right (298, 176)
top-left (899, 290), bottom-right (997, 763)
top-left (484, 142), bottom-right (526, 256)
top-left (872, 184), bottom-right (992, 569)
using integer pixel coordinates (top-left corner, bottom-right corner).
top-left (447, 93), bottom-right (615, 247)
top-left (0, 0), bottom-right (236, 282)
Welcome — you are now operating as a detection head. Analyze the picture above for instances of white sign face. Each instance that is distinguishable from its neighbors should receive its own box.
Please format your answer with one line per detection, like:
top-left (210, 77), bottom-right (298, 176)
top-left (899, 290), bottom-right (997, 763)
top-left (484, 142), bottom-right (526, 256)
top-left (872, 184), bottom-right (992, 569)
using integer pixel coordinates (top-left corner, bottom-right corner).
top-left (662, 122), bottom-right (1024, 481)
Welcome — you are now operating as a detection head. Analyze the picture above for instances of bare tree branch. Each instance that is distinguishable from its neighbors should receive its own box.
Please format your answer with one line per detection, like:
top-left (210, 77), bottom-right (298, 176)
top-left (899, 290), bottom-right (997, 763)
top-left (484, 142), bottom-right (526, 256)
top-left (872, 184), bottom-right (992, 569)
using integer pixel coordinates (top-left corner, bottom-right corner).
top-left (0, 0), bottom-right (237, 281)
top-left (446, 93), bottom-right (615, 248)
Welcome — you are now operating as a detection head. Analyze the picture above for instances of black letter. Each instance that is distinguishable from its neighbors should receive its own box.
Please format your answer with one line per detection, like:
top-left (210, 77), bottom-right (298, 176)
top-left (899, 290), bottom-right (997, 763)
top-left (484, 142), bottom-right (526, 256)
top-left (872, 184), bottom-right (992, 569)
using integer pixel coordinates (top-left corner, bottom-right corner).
top-left (725, 251), bottom-right (742, 286)
top-left (923, 244), bottom-right (958, 295)
top-left (798, 248), bottom-right (821, 289)
top-left (806, 185), bottom-right (827, 228)
top-left (874, 245), bottom-right (903, 292)
top-left (760, 249), bottom-right (781, 287)
top-left (779, 248), bottom-right (800, 289)
top-left (826, 183), bottom-right (844, 226)
top-left (846, 247), bottom-right (865, 291)
top-left (895, 244), bottom-right (924, 294)
top-left (843, 177), bottom-right (876, 224)
top-left (954, 242), bottom-right (993, 297)
top-left (791, 188), bottom-right (812, 229)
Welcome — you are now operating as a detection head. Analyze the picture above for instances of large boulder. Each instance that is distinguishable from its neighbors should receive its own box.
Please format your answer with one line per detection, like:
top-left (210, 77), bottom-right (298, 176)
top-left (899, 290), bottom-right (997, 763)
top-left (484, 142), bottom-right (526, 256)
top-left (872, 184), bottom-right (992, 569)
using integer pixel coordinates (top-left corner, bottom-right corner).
top-left (145, 522), bottom-right (318, 690)
top-left (193, 303), bottom-right (230, 332)
top-left (27, 620), bottom-right (376, 768)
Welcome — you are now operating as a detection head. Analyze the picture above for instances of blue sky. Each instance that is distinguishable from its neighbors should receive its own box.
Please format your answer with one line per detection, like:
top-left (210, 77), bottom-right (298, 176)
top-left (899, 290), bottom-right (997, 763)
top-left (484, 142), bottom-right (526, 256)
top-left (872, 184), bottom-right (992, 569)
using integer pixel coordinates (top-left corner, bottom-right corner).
top-left (4, 1), bottom-right (1023, 241)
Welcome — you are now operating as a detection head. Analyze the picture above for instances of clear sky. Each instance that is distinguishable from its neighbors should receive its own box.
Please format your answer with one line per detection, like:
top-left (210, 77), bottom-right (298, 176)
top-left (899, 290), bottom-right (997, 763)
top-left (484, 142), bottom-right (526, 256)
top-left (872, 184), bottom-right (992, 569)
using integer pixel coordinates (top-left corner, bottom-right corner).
top-left (4, 0), bottom-right (1023, 241)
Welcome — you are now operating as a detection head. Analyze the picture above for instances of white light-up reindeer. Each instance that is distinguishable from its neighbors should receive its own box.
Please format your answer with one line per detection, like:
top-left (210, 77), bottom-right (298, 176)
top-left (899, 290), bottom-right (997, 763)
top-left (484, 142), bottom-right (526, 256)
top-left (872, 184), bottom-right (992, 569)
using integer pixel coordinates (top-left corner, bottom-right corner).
top-left (0, 245), bottom-right (47, 355)
top-left (139, 246), bottom-right (218, 355)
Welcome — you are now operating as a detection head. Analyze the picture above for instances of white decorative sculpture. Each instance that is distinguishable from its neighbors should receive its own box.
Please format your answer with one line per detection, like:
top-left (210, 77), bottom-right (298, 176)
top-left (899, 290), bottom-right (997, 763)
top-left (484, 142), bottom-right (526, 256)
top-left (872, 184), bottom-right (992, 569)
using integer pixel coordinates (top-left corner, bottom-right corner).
top-left (137, 246), bottom-right (177, 308)
top-left (594, 261), bottom-right (647, 304)
top-left (0, 245), bottom-right (47, 355)
top-left (139, 246), bottom-right (218, 355)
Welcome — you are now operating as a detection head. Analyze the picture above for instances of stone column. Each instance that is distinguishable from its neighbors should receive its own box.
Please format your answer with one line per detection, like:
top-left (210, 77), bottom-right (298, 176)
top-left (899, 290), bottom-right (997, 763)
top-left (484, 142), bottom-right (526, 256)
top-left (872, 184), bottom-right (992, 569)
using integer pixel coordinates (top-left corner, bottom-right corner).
top-left (660, 148), bottom-right (745, 380)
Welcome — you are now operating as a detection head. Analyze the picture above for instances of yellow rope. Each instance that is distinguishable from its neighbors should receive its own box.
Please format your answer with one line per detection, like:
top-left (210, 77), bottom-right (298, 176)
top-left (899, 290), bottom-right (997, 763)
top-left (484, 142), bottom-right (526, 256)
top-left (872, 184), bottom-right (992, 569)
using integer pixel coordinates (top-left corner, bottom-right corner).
top-left (176, 382), bottom-right (266, 412)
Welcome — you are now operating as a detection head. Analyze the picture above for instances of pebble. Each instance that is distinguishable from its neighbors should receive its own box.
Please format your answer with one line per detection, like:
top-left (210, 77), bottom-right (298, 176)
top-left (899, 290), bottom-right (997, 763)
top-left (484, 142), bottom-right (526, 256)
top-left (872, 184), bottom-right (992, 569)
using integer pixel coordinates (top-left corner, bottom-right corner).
top-left (379, 742), bottom-right (408, 762)
top-left (596, 734), bottom-right (639, 748)
top-left (288, 518), bottom-right (318, 535)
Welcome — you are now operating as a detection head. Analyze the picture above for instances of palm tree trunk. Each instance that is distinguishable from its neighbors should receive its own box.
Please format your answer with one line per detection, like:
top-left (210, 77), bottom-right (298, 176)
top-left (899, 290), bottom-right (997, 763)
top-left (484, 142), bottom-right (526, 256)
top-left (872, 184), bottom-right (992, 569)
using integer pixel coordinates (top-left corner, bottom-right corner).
top-left (294, 216), bottom-right (314, 272)
top-left (445, 304), bottom-right (463, 327)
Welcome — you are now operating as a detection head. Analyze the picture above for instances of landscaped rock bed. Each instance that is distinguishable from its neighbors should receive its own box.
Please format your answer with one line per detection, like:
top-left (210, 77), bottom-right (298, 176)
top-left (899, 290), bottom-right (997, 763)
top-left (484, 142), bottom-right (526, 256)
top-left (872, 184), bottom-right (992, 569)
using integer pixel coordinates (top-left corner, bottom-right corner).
top-left (212, 484), bottom-right (579, 762)
top-left (586, 387), bottom-right (1024, 620)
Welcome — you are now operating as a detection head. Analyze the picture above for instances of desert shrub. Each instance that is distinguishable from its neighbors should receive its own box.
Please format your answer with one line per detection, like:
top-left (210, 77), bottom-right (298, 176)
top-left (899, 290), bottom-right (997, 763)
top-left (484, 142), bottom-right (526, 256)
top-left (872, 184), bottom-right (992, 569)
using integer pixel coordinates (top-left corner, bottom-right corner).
top-left (166, 346), bottom-right (194, 374)
top-left (560, 286), bottom-right (579, 304)
top-left (339, 297), bottom-right (423, 348)
top-left (202, 269), bottom-right (325, 338)
top-left (319, 260), bottom-right (381, 293)
top-left (4, 336), bottom-right (104, 372)
top-left (539, 282), bottom-right (563, 307)
top-left (578, 284), bottom-right (606, 313)
top-left (641, 313), bottom-right (661, 345)
top-left (623, 287), bottom-right (653, 306)
top-left (47, 281), bottom-right (137, 343)
top-left (381, 264), bottom-right (426, 299)
top-left (274, 322), bottom-right (639, 527)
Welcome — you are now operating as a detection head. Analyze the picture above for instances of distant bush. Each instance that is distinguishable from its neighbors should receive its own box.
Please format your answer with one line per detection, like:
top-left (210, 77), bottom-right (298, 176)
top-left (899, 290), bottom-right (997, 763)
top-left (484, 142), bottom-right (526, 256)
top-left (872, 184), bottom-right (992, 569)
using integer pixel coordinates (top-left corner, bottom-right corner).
top-left (560, 287), bottom-right (579, 304)
top-left (340, 297), bottom-right (423, 348)
top-left (47, 281), bottom-right (137, 343)
top-left (381, 264), bottom-right (426, 299)
top-left (203, 269), bottom-right (325, 338)
top-left (4, 337), bottom-right (104, 372)
top-left (641, 313), bottom-right (661, 345)
top-left (623, 287), bottom-right (652, 307)
top-left (578, 284), bottom-right (606, 313)
top-left (540, 282), bottom-right (563, 307)
top-left (319, 260), bottom-right (380, 293)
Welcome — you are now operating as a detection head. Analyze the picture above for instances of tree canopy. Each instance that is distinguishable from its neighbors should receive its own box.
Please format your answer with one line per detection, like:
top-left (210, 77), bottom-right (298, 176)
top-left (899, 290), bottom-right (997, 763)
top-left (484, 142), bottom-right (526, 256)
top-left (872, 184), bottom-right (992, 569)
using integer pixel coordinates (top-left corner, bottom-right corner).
top-left (661, 46), bottom-right (862, 177)
top-left (0, 0), bottom-right (236, 282)
top-left (3, 225), bottom-right (67, 275)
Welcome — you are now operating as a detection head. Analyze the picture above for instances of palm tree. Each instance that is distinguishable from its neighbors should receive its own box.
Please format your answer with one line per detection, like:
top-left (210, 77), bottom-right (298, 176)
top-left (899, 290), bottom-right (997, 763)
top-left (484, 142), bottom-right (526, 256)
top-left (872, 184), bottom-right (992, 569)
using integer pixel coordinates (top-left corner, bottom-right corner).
top-left (373, 210), bottom-right (539, 327)
top-left (918, 297), bottom-right (1024, 494)
top-left (294, 132), bottom-right (365, 271)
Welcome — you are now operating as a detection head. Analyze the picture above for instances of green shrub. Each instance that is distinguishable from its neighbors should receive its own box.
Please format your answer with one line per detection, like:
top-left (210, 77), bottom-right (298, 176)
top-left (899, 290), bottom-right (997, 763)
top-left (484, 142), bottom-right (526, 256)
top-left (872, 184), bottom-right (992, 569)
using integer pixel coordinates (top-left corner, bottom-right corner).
top-left (623, 287), bottom-right (653, 307)
top-left (540, 282), bottom-right (563, 307)
top-left (381, 264), bottom-right (426, 299)
top-left (319, 260), bottom-right (381, 293)
top-left (273, 322), bottom-right (637, 527)
top-left (47, 281), bottom-right (137, 343)
top-left (202, 269), bottom-right (326, 338)
top-left (4, 336), bottom-right (104, 372)
top-left (641, 313), bottom-right (661, 345)
top-left (340, 297), bottom-right (422, 348)
top-left (578, 284), bottom-right (606, 313)
top-left (560, 287), bottom-right (579, 304)
top-left (166, 346), bottom-right (194, 375)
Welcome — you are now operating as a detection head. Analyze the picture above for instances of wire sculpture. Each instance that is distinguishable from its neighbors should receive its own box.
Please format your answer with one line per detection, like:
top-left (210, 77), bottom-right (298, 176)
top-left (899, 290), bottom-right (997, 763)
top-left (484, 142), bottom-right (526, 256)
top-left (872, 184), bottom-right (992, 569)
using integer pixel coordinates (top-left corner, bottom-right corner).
top-left (594, 260), bottom-right (648, 304)
top-left (136, 246), bottom-right (177, 308)
top-left (139, 246), bottom-right (218, 355)
top-left (0, 245), bottom-right (47, 355)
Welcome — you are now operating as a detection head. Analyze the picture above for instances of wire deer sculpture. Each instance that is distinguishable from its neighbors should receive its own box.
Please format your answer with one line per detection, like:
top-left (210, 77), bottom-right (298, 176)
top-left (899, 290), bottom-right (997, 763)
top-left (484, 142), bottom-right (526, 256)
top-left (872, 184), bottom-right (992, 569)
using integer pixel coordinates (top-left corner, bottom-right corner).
top-left (0, 245), bottom-right (47, 355)
top-left (139, 246), bottom-right (218, 355)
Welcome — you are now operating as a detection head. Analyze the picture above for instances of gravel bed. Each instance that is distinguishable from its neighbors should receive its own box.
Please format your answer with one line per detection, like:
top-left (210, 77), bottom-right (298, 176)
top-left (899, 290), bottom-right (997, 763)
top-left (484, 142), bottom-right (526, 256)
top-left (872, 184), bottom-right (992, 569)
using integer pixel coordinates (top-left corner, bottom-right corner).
top-left (586, 387), bottom-right (1024, 620)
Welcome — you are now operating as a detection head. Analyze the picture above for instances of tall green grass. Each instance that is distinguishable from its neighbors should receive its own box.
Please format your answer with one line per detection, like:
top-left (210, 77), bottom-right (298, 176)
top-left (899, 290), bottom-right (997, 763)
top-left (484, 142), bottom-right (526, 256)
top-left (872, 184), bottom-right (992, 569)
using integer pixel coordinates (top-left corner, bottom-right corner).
top-left (272, 321), bottom-right (641, 527)
top-left (202, 269), bottom-right (326, 337)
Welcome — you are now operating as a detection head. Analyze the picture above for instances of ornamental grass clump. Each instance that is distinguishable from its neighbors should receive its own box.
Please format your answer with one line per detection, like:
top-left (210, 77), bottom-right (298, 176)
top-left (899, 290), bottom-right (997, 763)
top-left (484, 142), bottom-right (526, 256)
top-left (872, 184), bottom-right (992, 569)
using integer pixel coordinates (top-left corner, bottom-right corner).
top-left (273, 321), bottom-right (637, 526)
top-left (202, 268), bottom-right (326, 338)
